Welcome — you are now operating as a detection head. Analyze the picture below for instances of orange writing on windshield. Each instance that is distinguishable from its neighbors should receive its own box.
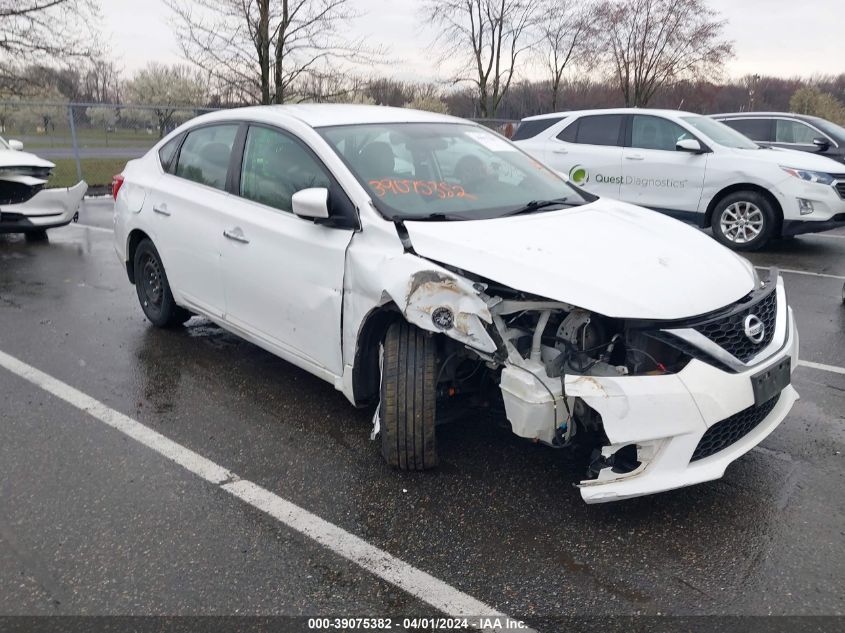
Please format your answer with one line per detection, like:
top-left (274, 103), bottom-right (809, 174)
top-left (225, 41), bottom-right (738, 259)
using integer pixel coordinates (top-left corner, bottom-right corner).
top-left (369, 179), bottom-right (477, 200)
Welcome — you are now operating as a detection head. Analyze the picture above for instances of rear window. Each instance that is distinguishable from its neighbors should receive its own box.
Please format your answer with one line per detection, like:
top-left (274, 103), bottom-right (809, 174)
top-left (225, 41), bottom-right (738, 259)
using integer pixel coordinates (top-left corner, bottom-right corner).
top-left (512, 117), bottom-right (563, 141)
top-left (721, 118), bottom-right (772, 142)
top-left (558, 115), bottom-right (624, 147)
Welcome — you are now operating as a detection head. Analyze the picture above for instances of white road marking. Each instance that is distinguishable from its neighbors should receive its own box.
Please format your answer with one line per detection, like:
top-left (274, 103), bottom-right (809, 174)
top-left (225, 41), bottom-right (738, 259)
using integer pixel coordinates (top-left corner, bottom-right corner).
top-left (798, 360), bottom-right (845, 376)
top-left (66, 223), bottom-right (113, 234)
top-left (807, 233), bottom-right (845, 240)
top-left (756, 266), bottom-right (845, 281)
top-left (0, 348), bottom-right (526, 632)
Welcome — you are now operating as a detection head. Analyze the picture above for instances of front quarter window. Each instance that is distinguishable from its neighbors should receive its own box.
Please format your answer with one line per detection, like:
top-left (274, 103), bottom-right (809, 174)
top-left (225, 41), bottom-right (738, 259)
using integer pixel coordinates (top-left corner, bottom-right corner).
top-left (318, 122), bottom-right (592, 221)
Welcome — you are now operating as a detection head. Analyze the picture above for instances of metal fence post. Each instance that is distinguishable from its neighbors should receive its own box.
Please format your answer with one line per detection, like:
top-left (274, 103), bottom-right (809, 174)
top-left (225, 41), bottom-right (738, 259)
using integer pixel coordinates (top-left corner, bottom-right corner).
top-left (67, 104), bottom-right (83, 184)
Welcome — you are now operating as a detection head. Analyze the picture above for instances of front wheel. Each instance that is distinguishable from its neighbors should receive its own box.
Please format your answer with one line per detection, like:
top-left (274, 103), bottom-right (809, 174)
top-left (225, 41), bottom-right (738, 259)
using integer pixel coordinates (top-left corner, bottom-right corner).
top-left (711, 192), bottom-right (777, 251)
top-left (133, 238), bottom-right (191, 328)
top-left (379, 321), bottom-right (438, 471)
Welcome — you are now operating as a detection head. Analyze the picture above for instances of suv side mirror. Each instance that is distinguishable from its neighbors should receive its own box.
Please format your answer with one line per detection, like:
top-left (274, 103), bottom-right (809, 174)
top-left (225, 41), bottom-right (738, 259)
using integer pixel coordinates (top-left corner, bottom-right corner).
top-left (292, 187), bottom-right (330, 221)
top-left (813, 137), bottom-right (831, 151)
top-left (676, 138), bottom-right (704, 153)
top-left (8, 139), bottom-right (23, 151)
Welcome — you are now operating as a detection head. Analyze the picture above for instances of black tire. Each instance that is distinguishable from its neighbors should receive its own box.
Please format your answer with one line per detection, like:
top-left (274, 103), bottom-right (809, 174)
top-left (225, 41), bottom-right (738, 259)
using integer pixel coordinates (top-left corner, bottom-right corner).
top-left (711, 191), bottom-right (778, 251)
top-left (25, 229), bottom-right (48, 242)
top-left (379, 321), bottom-right (438, 471)
top-left (133, 238), bottom-right (191, 328)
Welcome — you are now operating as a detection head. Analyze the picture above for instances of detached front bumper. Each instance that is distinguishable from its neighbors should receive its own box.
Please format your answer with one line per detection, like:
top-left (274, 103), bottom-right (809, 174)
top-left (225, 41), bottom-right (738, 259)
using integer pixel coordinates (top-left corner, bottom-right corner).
top-left (574, 281), bottom-right (798, 504)
top-left (0, 181), bottom-right (88, 233)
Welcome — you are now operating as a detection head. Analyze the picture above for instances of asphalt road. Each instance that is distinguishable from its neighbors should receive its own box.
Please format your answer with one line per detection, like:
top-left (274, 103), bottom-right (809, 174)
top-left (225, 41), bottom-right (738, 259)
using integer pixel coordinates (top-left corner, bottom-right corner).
top-left (1, 199), bottom-right (844, 629)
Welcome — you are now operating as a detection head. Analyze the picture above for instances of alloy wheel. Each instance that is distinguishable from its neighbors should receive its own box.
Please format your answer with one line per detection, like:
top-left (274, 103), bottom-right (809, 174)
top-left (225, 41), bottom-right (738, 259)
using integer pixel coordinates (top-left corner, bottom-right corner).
top-left (719, 201), bottom-right (765, 244)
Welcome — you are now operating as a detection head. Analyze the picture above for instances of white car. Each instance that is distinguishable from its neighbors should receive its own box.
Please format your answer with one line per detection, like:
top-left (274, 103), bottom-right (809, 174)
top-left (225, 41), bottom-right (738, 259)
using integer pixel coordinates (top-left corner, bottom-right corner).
top-left (113, 105), bottom-right (798, 503)
top-left (0, 136), bottom-right (87, 239)
top-left (513, 108), bottom-right (845, 250)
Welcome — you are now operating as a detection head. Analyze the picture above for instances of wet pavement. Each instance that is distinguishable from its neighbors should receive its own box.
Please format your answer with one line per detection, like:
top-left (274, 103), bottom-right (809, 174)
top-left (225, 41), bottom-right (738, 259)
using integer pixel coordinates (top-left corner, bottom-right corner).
top-left (1, 199), bottom-right (844, 625)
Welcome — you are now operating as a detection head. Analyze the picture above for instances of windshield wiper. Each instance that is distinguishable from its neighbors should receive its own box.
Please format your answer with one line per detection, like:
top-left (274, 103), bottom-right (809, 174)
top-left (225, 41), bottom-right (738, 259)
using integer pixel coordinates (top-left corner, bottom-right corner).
top-left (503, 198), bottom-right (572, 217)
top-left (396, 212), bottom-right (470, 222)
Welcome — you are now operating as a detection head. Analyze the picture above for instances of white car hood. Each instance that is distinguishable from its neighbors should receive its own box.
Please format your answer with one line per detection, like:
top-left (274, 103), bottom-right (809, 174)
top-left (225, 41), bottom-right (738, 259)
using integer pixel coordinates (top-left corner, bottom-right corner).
top-left (404, 200), bottom-right (757, 320)
top-left (0, 149), bottom-right (54, 170)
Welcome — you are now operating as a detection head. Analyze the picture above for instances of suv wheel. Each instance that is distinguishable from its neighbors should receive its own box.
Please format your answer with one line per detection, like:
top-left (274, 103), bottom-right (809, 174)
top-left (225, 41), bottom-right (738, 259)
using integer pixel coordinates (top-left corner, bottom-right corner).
top-left (712, 191), bottom-right (777, 251)
top-left (133, 238), bottom-right (191, 328)
top-left (379, 321), bottom-right (438, 471)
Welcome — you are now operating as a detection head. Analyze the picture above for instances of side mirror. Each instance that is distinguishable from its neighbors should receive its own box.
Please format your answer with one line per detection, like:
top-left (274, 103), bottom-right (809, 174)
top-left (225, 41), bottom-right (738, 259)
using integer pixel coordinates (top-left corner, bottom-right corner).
top-left (292, 187), bottom-right (330, 221)
top-left (676, 138), bottom-right (704, 153)
top-left (8, 139), bottom-right (23, 151)
top-left (813, 137), bottom-right (831, 151)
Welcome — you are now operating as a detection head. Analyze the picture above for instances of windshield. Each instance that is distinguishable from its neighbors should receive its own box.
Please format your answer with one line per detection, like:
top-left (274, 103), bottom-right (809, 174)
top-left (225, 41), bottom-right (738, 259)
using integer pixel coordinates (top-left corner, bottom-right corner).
top-left (810, 117), bottom-right (845, 144)
top-left (318, 122), bottom-right (593, 221)
top-left (682, 116), bottom-right (760, 150)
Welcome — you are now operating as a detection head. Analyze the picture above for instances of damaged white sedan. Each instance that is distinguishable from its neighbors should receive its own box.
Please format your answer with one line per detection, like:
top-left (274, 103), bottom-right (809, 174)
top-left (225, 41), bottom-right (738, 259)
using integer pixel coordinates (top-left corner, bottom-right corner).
top-left (0, 136), bottom-right (87, 239)
top-left (113, 105), bottom-right (799, 503)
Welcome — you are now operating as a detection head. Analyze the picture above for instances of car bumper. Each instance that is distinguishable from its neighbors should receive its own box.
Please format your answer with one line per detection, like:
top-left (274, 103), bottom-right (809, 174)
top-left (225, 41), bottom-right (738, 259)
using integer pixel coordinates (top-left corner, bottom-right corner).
top-left (773, 177), bottom-right (845, 233)
top-left (0, 181), bottom-right (88, 233)
top-left (578, 282), bottom-right (797, 503)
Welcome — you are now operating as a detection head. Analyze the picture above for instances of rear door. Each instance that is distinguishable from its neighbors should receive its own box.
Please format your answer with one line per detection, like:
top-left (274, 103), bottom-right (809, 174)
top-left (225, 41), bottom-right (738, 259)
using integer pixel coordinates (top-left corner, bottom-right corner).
top-left (619, 114), bottom-right (707, 215)
top-left (220, 124), bottom-right (355, 375)
top-left (149, 123), bottom-right (240, 317)
top-left (542, 114), bottom-right (624, 198)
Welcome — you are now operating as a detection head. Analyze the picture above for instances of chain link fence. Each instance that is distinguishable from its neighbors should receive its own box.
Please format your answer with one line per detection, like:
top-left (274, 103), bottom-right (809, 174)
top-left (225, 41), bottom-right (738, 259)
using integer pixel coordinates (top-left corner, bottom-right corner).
top-left (0, 102), bottom-right (518, 193)
top-left (0, 102), bottom-right (220, 192)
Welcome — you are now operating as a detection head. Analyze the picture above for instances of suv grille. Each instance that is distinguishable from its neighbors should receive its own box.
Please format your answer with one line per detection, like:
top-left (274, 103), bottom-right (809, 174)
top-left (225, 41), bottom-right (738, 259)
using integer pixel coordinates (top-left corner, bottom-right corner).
top-left (691, 394), bottom-right (780, 462)
top-left (831, 174), bottom-right (845, 199)
top-left (695, 288), bottom-right (777, 362)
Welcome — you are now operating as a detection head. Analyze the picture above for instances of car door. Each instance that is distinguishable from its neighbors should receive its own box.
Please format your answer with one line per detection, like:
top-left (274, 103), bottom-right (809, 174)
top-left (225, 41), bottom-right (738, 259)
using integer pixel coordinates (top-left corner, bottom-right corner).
top-left (220, 124), bottom-right (355, 375)
top-left (620, 114), bottom-right (707, 215)
top-left (148, 123), bottom-right (240, 317)
top-left (543, 114), bottom-right (624, 198)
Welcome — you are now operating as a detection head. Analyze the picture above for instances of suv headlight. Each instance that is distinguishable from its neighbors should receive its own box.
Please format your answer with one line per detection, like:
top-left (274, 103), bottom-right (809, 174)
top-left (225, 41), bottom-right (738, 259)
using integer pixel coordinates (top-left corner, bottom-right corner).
top-left (780, 166), bottom-right (834, 185)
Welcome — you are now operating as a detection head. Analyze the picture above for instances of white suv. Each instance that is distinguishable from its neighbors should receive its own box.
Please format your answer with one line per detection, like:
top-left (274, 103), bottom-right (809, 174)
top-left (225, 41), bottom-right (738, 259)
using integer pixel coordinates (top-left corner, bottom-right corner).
top-left (513, 108), bottom-right (845, 250)
top-left (114, 105), bottom-right (798, 503)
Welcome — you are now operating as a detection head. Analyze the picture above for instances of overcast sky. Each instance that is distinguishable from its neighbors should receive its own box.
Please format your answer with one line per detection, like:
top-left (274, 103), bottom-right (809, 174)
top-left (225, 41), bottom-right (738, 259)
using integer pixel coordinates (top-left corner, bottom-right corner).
top-left (105, 0), bottom-right (844, 82)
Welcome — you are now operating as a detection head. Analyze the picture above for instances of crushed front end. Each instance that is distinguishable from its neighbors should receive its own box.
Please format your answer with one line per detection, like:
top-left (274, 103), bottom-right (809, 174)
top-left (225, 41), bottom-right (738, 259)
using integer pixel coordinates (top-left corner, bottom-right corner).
top-left (477, 269), bottom-right (798, 503)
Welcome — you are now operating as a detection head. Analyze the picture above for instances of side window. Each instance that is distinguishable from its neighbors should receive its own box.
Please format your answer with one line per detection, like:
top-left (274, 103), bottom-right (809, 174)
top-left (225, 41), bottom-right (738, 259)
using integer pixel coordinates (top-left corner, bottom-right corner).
top-left (631, 115), bottom-right (693, 151)
top-left (557, 120), bottom-right (578, 143)
top-left (776, 120), bottom-right (821, 145)
top-left (513, 117), bottom-right (563, 141)
top-left (158, 135), bottom-right (182, 173)
top-left (175, 125), bottom-right (239, 190)
top-left (724, 118), bottom-right (771, 142)
top-left (240, 126), bottom-right (331, 212)
top-left (565, 115), bottom-right (623, 147)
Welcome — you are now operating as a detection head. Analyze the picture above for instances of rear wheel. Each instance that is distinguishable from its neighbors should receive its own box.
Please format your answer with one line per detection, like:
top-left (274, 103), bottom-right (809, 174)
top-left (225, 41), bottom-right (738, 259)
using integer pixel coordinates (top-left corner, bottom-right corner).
top-left (711, 191), bottom-right (777, 251)
top-left (133, 238), bottom-right (191, 328)
top-left (379, 321), bottom-right (438, 471)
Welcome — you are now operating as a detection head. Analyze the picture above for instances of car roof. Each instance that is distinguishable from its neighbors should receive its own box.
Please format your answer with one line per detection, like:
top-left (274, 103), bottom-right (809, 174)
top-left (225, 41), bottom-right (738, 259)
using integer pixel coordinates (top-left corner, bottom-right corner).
top-left (520, 108), bottom-right (700, 122)
top-left (712, 112), bottom-right (809, 119)
top-left (191, 104), bottom-right (466, 129)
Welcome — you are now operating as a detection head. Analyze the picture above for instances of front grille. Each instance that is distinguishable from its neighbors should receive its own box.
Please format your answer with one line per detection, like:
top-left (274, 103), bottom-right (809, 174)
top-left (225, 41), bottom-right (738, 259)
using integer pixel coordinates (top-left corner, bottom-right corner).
top-left (648, 331), bottom-right (735, 373)
top-left (695, 287), bottom-right (777, 362)
top-left (836, 182), bottom-right (845, 199)
top-left (691, 394), bottom-right (780, 462)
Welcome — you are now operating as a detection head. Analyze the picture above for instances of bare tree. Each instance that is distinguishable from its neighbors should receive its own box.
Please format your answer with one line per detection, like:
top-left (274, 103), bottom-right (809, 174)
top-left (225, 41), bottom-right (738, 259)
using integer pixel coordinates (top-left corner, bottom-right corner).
top-left (166, 0), bottom-right (383, 105)
top-left (426, 0), bottom-right (538, 118)
top-left (0, 0), bottom-right (100, 92)
top-left (595, 0), bottom-right (733, 107)
top-left (84, 60), bottom-right (123, 104)
top-left (539, 1), bottom-right (595, 111)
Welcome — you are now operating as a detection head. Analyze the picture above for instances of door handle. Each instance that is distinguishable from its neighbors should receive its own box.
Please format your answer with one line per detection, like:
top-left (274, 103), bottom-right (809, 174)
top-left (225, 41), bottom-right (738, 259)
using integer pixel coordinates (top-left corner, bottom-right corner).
top-left (552, 148), bottom-right (569, 154)
top-left (153, 204), bottom-right (171, 216)
top-left (626, 154), bottom-right (645, 161)
top-left (223, 228), bottom-right (250, 244)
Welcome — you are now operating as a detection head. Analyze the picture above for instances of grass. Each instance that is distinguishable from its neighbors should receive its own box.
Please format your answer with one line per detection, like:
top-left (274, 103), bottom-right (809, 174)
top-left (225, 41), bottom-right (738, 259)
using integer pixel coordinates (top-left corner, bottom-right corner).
top-left (47, 157), bottom-right (130, 189)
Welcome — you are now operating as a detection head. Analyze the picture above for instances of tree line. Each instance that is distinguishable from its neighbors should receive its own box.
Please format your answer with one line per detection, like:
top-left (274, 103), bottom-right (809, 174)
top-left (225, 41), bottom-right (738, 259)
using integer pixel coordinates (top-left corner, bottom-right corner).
top-left (1, 0), bottom-right (844, 135)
